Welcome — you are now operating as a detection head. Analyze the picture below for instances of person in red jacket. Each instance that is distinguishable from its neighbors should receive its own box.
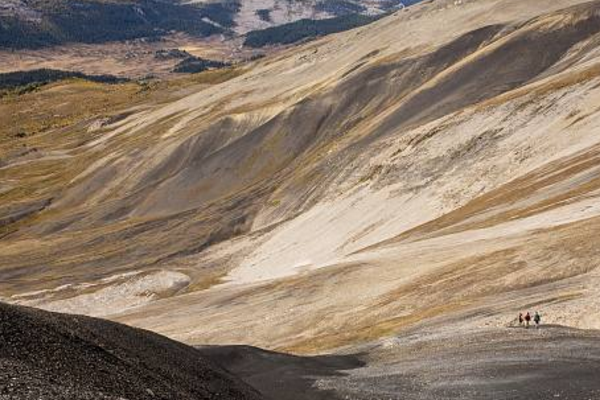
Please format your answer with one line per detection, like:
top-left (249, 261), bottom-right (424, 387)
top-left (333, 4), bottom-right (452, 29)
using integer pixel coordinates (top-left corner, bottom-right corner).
top-left (524, 312), bottom-right (532, 328)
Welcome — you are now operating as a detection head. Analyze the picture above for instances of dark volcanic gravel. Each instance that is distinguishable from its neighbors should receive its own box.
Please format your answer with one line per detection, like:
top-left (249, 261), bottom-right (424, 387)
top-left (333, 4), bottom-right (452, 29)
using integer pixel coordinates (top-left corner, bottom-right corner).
top-left (0, 302), bottom-right (263, 400)
top-left (318, 325), bottom-right (600, 400)
top-left (4, 301), bottom-right (600, 400)
top-left (197, 345), bottom-right (364, 400)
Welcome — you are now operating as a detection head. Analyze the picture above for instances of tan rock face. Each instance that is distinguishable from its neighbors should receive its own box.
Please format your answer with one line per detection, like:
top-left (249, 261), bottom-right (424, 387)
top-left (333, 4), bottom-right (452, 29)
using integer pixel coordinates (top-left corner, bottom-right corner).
top-left (3, 0), bottom-right (600, 353)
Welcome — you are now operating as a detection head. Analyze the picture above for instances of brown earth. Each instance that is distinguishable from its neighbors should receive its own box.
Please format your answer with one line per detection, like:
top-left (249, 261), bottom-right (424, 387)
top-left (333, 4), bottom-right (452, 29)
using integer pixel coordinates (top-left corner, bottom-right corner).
top-left (1, 0), bottom-right (600, 365)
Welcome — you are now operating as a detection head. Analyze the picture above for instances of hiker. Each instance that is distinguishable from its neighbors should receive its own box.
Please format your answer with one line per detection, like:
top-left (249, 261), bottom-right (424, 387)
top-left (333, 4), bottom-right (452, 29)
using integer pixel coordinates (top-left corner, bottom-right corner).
top-left (524, 312), bottom-right (531, 328)
top-left (534, 311), bottom-right (541, 328)
top-left (518, 313), bottom-right (524, 326)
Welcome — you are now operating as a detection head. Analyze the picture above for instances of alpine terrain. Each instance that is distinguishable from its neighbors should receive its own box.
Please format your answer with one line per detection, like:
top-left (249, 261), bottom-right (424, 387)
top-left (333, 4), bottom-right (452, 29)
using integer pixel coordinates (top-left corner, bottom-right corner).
top-left (3, 0), bottom-right (600, 398)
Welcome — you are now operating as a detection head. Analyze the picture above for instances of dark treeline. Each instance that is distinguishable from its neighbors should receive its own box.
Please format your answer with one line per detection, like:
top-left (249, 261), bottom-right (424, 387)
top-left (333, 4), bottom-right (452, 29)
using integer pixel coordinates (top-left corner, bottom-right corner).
top-left (1, 0), bottom-right (426, 50)
top-left (172, 57), bottom-right (231, 74)
top-left (255, 9), bottom-right (272, 22)
top-left (315, 0), bottom-right (366, 16)
top-left (200, 0), bottom-right (241, 27)
top-left (243, 14), bottom-right (377, 48)
top-left (0, 0), bottom-right (239, 50)
top-left (243, 0), bottom-right (426, 48)
top-left (0, 69), bottom-right (128, 93)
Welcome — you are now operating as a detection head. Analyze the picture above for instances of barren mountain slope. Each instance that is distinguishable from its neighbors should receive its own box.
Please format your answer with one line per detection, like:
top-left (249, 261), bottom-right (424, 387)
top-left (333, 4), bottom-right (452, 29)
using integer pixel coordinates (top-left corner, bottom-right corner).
top-left (3, 0), bottom-right (600, 354)
top-left (0, 302), bottom-right (263, 400)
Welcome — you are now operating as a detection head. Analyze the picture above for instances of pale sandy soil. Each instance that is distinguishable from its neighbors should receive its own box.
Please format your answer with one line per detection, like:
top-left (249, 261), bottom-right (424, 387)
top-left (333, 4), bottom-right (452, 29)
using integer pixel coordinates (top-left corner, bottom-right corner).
top-left (2, 0), bottom-right (600, 360)
top-left (12, 270), bottom-right (191, 317)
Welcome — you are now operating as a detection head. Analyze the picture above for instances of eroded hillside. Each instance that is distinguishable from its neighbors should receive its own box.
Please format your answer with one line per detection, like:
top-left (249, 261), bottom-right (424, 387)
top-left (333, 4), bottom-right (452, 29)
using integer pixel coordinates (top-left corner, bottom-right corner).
top-left (2, 0), bottom-right (600, 354)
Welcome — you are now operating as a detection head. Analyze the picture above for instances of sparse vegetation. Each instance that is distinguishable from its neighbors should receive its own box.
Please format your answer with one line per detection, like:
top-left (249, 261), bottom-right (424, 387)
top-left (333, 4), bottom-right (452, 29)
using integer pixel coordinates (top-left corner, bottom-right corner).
top-left (172, 57), bottom-right (231, 74)
top-left (243, 14), bottom-right (378, 48)
top-left (154, 49), bottom-right (192, 60)
top-left (0, 69), bottom-right (127, 96)
top-left (199, 0), bottom-right (241, 28)
top-left (255, 9), bottom-right (272, 22)
top-left (185, 67), bottom-right (247, 85)
top-left (315, 0), bottom-right (366, 16)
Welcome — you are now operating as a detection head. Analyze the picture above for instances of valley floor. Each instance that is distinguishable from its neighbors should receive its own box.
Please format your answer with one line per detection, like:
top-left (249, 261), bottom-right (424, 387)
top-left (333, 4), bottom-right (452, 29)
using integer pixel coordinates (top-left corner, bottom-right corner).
top-left (0, 34), bottom-right (261, 79)
top-left (4, 299), bottom-right (599, 400)
top-left (204, 324), bottom-right (600, 400)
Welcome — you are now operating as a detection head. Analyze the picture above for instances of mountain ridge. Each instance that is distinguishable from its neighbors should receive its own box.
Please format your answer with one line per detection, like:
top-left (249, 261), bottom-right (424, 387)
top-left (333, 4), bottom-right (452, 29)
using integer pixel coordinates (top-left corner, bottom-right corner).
top-left (2, 0), bottom-right (600, 358)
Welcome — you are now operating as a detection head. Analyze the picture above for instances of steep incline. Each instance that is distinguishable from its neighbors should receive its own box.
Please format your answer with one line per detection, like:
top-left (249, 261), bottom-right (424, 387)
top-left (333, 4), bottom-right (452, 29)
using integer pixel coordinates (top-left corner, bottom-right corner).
top-left (2, 0), bottom-right (600, 353)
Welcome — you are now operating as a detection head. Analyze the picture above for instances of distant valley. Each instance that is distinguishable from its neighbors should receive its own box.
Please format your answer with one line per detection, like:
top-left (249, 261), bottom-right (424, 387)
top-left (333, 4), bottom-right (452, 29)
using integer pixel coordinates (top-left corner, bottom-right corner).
top-left (0, 0), bottom-right (417, 49)
top-left (0, 0), bottom-right (422, 78)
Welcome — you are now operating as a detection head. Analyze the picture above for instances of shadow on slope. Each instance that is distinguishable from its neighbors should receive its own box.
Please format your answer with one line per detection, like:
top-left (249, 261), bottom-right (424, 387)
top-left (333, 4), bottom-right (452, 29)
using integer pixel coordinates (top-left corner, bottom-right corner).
top-left (4, 0), bottom-right (600, 312)
top-left (0, 302), bottom-right (262, 400)
top-left (369, 0), bottom-right (600, 140)
top-left (128, 22), bottom-right (507, 219)
top-left (139, 1), bottom-right (600, 220)
top-left (198, 345), bottom-right (364, 400)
